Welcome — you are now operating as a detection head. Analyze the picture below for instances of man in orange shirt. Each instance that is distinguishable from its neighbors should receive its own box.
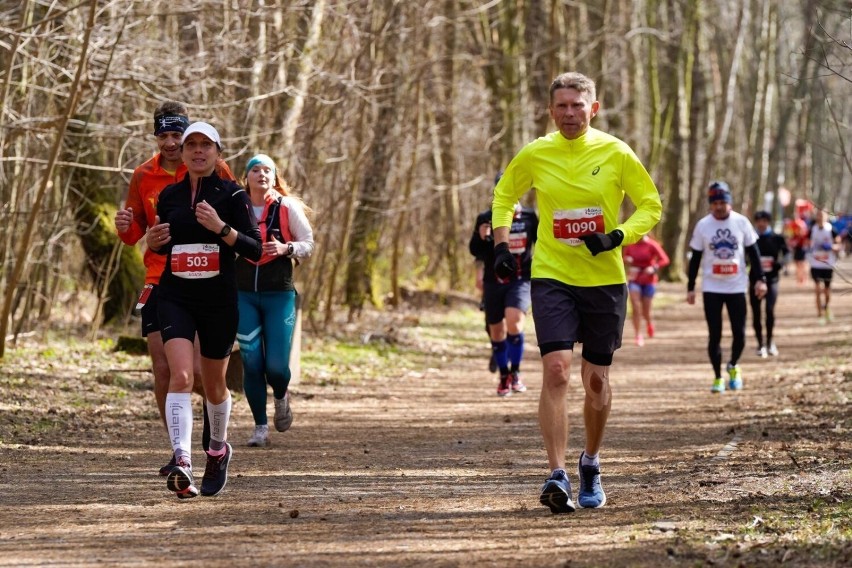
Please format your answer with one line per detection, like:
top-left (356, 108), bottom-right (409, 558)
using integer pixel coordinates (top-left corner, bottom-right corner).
top-left (114, 101), bottom-right (235, 475)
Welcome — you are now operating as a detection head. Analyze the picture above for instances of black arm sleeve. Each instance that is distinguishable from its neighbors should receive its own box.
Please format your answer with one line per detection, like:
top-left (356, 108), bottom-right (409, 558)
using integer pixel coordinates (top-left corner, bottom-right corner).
top-left (230, 190), bottom-right (262, 261)
top-left (687, 249), bottom-right (703, 292)
top-left (746, 243), bottom-right (766, 283)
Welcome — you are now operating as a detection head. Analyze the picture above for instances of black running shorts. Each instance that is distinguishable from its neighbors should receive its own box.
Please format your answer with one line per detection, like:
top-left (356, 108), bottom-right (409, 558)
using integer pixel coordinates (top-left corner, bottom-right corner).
top-left (810, 267), bottom-right (833, 286)
top-left (530, 278), bottom-right (627, 354)
top-left (140, 285), bottom-right (161, 338)
top-left (482, 279), bottom-right (532, 325)
top-left (157, 296), bottom-right (237, 359)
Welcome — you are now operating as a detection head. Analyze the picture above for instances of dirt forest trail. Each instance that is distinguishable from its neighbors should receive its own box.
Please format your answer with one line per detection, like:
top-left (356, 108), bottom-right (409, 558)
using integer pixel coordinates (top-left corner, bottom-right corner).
top-left (0, 261), bottom-right (850, 567)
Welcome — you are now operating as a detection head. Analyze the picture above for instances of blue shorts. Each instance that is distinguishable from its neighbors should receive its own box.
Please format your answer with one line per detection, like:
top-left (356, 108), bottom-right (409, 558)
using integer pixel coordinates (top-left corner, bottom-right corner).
top-left (482, 279), bottom-right (531, 324)
top-left (531, 278), bottom-right (627, 355)
top-left (628, 281), bottom-right (656, 298)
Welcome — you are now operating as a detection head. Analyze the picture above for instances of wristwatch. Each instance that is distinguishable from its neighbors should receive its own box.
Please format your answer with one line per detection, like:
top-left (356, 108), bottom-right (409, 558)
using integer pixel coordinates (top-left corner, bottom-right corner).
top-left (287, 243), bottom-right (294, 256)
top-left (218, 224), bottom-right (231, 237)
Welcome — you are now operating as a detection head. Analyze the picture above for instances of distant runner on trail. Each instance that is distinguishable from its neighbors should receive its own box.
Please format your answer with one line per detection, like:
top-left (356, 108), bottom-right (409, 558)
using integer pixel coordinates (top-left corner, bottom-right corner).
top-left (622, 233), bottom-right (670, 346)
top-left (114, 101), bottom-right (235, 476)
top-left (492, 71), bottom-right (662, 513)
top-left (749, 210), bottom-right (788, 358)
top-left (686, 181), bottom-right (767, 394)
top-left (469, 189), bottom-right (538, 397)
top-left (807, 208), bottom-right (841, 325)
top-left (783, 213), bottom-right (810, 286)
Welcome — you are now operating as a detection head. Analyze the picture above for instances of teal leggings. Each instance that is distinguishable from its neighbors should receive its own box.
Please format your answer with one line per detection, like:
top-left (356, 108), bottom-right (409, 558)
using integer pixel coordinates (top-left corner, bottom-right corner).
top-left (237, 290), bottom-right (297, 426)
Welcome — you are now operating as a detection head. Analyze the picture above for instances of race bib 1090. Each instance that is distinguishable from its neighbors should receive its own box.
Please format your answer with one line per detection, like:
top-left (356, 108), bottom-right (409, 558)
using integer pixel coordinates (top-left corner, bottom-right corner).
top-left (552, 207), bottom-right (604, 246)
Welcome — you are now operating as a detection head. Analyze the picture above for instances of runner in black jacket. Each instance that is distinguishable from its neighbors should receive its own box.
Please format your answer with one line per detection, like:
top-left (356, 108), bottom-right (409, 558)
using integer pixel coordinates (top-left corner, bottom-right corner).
top-left (469, 203), bottom-right (538, 396)
top-left (749, 210), bottom-right (789, 358)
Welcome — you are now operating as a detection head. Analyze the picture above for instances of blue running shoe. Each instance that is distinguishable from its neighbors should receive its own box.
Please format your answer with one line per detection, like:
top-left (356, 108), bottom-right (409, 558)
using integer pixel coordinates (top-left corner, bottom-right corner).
top-left (539, 469), bottom-right (575, 514)
top-left (577, 453), bottom-right (606, 509)
top-left (726, 364), bottom-right (743, 391)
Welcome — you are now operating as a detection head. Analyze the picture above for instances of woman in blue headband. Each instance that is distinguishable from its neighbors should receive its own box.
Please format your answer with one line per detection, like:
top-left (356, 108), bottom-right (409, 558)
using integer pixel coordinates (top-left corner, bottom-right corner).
top-left (235, 154), bottom-right (315, 447)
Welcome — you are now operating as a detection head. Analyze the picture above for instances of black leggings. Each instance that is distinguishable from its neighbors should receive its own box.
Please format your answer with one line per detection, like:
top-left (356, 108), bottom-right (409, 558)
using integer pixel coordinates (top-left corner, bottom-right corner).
top-left (749, 281), bottom-right (779, 348)
top-left (703, 292), bottom-right (747, 378)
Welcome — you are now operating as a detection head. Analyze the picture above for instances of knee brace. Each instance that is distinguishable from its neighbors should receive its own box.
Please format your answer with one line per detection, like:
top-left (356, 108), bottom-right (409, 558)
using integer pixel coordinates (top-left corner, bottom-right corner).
top-left (581, 357), bottom-right (612, 411)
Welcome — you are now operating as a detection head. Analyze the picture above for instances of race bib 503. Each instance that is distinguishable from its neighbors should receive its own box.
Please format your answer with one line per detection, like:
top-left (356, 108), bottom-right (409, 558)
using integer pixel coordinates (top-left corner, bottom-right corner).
top-left (171, 243), bottom-right (220, 279)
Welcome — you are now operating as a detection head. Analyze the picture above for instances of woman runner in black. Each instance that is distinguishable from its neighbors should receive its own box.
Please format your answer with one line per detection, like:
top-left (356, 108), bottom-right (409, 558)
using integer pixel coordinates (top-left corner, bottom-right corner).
top-left (146, 122), bottom-right (262, 499)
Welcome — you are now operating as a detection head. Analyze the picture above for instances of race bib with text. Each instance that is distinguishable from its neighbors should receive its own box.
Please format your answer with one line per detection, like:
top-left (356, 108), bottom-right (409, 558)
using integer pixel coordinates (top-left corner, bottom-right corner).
top-left (711, 259), bottom-right (739, 278)
top-left (171, 244), bottom-right (220, 279)
top-left (508, 232), bottom-right (528, 255)
top-left (552, 207), bottom-right (604, 246)
top-left (135, 284), bottom-right (154, 310)
top-left (813, 251), bottom-right (830, 263)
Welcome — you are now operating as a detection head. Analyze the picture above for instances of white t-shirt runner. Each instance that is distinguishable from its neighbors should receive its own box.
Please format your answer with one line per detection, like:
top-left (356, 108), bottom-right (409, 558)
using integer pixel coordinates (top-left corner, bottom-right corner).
top-left (689, 211), bottom-right (758, 294)
top-left (807, 222), bottom-right (838, 269)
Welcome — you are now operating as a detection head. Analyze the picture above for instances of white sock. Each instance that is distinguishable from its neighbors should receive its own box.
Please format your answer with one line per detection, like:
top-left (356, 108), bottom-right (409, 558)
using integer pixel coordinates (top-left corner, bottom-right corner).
top-left (165, 392), bottom-right (193, 466)
top-left (206, 394), bottom-right (232, 455)
top-left (581, 452), bottom-right (599, 467)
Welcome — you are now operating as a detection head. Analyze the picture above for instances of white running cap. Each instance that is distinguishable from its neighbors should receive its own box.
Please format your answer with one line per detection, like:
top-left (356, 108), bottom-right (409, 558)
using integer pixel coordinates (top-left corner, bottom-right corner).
top-left (181, 121), bottom-right (221, 147)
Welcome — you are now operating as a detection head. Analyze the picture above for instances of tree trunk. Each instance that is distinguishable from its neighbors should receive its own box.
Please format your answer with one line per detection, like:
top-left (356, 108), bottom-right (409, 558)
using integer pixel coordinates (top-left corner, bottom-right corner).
top-left (0, 0), bottom-right (98, 359)
top-left (344, 1), bottom-right (402, 317)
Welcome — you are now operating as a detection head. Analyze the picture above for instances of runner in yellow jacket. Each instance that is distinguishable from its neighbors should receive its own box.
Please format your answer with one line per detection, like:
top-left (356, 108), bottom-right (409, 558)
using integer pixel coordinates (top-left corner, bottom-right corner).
top-left (492, 72), bottom-right (661, 513)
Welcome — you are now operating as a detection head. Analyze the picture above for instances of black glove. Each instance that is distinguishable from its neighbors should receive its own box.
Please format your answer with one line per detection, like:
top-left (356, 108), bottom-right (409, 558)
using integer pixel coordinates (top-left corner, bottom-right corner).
top-left (493, 242), bottom-right (519, 279)
top-left (580, 229), bottom-right (624, 256)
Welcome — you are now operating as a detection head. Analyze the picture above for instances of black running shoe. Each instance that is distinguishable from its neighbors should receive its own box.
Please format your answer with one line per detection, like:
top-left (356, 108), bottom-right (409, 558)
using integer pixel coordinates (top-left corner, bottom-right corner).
top-left (166, 461), bottom-right (198, 499)
top-left (488, 353), bottom-right (497, 373)
top-left (200, 443), bottom-right (232, 497)
top-left (159, 454), bottom-right (177, 477)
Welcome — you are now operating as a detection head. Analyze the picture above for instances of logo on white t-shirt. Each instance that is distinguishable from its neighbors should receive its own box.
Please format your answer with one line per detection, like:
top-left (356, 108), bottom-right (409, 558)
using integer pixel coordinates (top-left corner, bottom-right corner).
top-left (709, 228), bottom-right (738, 259)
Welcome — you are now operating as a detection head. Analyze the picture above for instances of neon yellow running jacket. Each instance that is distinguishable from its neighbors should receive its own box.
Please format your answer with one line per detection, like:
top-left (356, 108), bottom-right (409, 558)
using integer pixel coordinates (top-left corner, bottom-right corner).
top-left (493, 128), bottom-right (662, 287)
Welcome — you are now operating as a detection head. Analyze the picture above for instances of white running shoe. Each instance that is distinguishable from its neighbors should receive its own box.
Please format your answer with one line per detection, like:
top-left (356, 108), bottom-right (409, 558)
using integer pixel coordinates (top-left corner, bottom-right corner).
top-left (274, 392), bottom-right (293, 432)
top-left (757, 346), bottom-right (768, 358)
top-left (247, 425), bottom-right (269, 447)
top-left (768, 343), bottom-right (779, 356)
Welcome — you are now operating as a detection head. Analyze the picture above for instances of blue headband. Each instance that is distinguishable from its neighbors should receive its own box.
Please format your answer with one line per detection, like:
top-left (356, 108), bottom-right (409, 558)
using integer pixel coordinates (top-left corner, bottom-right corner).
top-left (708, 189), bottom-right (732, 204)
top-left (245, 154), bottom-right (276, 176)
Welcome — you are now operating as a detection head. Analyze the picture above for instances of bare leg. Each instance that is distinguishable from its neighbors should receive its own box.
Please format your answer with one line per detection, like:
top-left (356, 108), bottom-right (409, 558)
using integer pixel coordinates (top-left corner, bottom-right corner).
top-left (504, 307), bottom-right (525, 335)
top-left (815, 282), bottom-right (823, 317)
top-left (581, 359), bottom-right (612, 457)
top-left (629, 289), bottom-right (642, 337)
top-left (642, 296), bottom-right (654, 331)
top-left (539, 350), bottom-right (573, 470)
top-left (147, 331), bottom-right (170, 430)
top-left (487, 320), bottom-right (507, 342)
